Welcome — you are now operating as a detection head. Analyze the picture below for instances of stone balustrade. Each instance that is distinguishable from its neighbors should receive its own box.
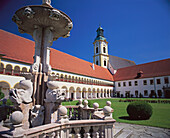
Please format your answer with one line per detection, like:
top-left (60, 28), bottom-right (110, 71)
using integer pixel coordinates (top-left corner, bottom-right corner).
top-left (0, 119), bottom-right (115, 138)
top-left (0, 100), bottom-right (115, 138)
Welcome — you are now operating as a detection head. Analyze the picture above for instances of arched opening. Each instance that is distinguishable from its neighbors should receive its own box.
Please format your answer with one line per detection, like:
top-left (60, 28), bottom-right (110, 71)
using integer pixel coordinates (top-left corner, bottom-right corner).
top-left (107, 89), bottom-right (109, 97)
top-left (14, 83), bottom-right (20, 89)
top-left (60, 74), bottom-right (64, 81)
top-left (0, 63), bottom-right (4, 74)
top-left (76, 87), bottom-right (81, 99)
top-left (104, 60), bottom-right (107, 66)
top-left (96, 47), bottom-right (98, 53)
top-left (93, 88), bottom-right (96, 98)
top-left (69, 87), bottom-right (75, 100)
top-left (103, 47), bottom-right (106, 53)
top-left (0, 81), bottom-right (10, 98)
top-left (22, 67), bottom-right (27, 73)
top-left (82, 88), bottom-right (86, 99)
top-left (104, 89), bottom-right (106, 97)
top-left (64, 75), bottom-right (67, 82)
top-left (14, 66), bottom-right (20, 76)
top-left (88, 88), bottom-right (91, 98)
top-left (61, 86), bottom-right (68, 99)
top-left (101, 89), bottom-right (103, 97)
top-left (5, 64), bottom-right (12, 75)
top-left (97, 88), bottom-right (100, 98)
top-left (69, 76), bottom-right (71, 82)
top-left (72, 76), bottom-right (74, 82)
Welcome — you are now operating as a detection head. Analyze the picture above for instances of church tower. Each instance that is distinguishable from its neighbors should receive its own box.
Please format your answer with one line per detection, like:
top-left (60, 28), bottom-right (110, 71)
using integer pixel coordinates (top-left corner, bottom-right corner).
top-left (93, 26), bottom-right (109, 68)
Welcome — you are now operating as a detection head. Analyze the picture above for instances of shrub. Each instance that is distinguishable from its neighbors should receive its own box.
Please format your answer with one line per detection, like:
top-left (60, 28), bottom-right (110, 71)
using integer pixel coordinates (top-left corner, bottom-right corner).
top-left (127, 101), bottom-right (153, 120)
top-left (121, 94), bottom-right (123, 98)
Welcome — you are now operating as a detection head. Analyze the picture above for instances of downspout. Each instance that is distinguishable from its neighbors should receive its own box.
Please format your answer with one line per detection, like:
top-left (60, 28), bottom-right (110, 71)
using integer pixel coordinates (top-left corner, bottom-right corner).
top-left (153, 77), bottom-right (157, 96)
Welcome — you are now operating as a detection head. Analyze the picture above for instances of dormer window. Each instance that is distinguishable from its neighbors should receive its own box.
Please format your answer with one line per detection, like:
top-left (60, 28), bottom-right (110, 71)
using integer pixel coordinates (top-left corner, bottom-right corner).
top-left (136, 71), bottom-right (143, 78)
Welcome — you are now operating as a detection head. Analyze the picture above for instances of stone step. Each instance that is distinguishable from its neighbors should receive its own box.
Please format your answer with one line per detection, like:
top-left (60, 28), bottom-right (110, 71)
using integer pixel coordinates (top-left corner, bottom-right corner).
top-left (115, 130), bottom-right (132, 138)
top-left (113, 128), bottom-right (124, 138)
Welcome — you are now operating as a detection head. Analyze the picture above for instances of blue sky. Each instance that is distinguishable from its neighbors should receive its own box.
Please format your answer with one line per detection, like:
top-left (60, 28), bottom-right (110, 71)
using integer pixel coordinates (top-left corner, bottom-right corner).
top-left (0, 0), bottom-right (169, 65)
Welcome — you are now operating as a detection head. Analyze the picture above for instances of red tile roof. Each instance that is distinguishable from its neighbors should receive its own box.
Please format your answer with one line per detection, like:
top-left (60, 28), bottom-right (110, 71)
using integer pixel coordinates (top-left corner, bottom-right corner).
top-left (114, 58), bottom-right (170, 81)
top-left (0, 29), bottom-right (113, 81)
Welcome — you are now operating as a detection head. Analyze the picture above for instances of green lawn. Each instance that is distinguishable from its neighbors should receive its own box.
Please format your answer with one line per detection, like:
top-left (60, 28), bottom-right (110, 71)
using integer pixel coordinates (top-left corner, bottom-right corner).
top-left (62, 98), bottom-right (170, 129)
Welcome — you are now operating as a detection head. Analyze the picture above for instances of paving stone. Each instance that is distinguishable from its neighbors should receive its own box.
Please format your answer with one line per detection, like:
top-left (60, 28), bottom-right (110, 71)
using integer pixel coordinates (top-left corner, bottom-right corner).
top-left (115, 122), bottom-right (170, 138)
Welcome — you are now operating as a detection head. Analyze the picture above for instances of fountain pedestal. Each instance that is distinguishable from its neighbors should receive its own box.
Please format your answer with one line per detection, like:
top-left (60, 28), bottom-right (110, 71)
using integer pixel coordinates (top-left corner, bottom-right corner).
top-left (12, 0), bottom-right (73, 127)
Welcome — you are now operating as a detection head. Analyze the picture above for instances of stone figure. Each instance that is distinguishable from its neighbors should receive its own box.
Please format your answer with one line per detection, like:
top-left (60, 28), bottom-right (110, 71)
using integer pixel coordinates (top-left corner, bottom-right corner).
top-left (30, 105), bottom-right (44, 127)
top-left (23, 7), bottom-right (35, 19)
top-left (49, 9), bottom-right (61, 20)
top-left (42, 0), bottom-right (51, 5)
top-left (9, 80), bottom-right (33, 104)
top-left (45, 81), bottom-right (66, 103)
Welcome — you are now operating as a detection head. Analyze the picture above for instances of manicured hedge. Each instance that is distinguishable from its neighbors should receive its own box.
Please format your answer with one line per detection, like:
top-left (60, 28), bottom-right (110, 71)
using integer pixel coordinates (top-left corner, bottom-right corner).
top-left (127, 101), bottom-right (153, 120)
top-left (119, 99), bottom-right (170, 104)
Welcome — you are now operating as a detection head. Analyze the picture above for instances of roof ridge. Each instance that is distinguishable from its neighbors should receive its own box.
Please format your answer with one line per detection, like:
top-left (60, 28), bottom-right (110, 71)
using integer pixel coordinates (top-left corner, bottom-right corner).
top-left (109, 55), bottom-right (135, 64)
top-left (117, 58), bottom-right (170, 71)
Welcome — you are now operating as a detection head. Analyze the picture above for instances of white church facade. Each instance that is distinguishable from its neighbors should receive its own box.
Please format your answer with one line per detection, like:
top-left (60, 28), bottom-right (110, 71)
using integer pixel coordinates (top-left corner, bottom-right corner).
top-left (0, 27), bottom-right (170, 99)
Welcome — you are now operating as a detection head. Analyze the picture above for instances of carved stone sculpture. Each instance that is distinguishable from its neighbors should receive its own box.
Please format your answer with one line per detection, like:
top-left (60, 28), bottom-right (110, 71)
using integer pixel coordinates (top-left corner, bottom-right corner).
top-left (30, 105), bottom-right (44, 127)
top-left (45, 81), bottom-right (66, 103)
top-left (23, 7), bottom-right (35, 19)
top-left (12, 14), bottom-right (22, 25)
top-left (49, 9), bottom-right (61, 20)
top-left (9, 80), bottom-right (33, 104)
top-left (42, 0), bottom-right (51, 5)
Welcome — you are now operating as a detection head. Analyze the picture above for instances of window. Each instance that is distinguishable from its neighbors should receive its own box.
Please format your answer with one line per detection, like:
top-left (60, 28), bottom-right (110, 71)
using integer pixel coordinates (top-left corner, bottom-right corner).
top-left (129, 81), bottom-right (132, 86)
top-left (123, 82), bottom-right (126, 87)
top-left (150, 79), bottom-right (154, 85)
top-left (96, 47), bottom-right (98, 53)
top-left (96, 60), bottom-right (98, 65)
top-left (157, 90), bottom-right (162, 98)
top-left (157, 79), bottom-right (161, 84)
top-left (104, 60), bottom-right (106, 66)
top-left (164, 77), bottom-right (169, 84)
top-left (143, 80), bottom-right (147, 85)
top-left (144, 90), bottom-right (148, 96)
top-left (118, 82), bottom-right (121, 87)
top-left (103, 47), bottom-right (106, 53)
top-left (135, 90), bottom-right (138, 96)
top-left (134, 81), bottom-right (138, 86)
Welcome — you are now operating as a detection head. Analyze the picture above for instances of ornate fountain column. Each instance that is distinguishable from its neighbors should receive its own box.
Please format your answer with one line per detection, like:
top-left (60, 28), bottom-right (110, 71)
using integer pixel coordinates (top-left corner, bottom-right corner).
top-left (12, 0), bottom-right (73, 126)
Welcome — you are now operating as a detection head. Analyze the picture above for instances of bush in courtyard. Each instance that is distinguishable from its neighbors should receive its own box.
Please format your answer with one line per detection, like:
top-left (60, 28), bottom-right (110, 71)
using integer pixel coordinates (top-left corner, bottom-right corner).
top-left (127, 101), bottom-right (153, 120)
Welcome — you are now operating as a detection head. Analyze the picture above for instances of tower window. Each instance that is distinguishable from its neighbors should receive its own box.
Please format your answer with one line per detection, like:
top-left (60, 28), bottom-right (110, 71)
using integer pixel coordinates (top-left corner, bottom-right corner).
top-left (96, 47), bottom-right (98, 53)
top-left (96, 61), bottom-right (98, 65)
top-left (104, 60), bottom-right (106, 66)
top-left (103, 47), bottom-right (106, 53)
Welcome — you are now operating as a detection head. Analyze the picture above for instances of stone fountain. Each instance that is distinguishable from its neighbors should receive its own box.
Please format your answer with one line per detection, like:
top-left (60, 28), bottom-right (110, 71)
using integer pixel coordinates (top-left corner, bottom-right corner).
top-left (11, 0), bottom-right (73, 128)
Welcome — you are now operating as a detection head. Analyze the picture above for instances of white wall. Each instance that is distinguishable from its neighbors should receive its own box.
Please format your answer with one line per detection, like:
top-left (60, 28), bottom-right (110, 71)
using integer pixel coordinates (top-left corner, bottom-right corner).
top-left (115, 76), bottom-right (170, 98)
